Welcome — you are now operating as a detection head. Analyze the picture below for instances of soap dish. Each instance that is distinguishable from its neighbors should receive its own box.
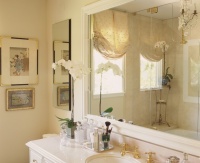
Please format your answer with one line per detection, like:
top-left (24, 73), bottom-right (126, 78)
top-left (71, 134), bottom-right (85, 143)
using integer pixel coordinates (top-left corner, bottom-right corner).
top-left (83, 142), bottom-right (113, 152)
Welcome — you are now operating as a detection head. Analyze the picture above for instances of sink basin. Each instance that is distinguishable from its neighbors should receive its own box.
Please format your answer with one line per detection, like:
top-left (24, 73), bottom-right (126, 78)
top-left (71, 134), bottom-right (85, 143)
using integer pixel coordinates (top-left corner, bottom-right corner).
top-left (85, 154), bottom-right (140, 163)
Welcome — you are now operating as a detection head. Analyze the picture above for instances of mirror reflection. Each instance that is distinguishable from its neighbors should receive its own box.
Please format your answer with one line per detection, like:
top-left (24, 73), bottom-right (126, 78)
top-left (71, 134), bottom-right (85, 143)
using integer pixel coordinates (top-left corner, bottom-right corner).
top-left (89, 1), bottom-right (200, 141)
top-left (52, 19), bottom-right (71, 110)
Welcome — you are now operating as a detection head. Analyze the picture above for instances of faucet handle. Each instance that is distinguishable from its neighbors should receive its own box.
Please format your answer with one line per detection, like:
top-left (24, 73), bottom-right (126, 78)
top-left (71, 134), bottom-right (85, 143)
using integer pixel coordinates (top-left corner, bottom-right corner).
top-left (133, 146), bottom-right (141, 159)
top-left (121, 143), bottom-right (128, 150)
top-left (120, 143), bottom-right (128, 156)
top-left (145, 152), bottom-right (155, 163)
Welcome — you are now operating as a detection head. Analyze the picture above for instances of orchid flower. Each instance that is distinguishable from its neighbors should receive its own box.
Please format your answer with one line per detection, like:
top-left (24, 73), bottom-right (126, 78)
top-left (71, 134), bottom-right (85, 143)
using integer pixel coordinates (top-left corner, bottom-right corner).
top-left (52, 59), bottom-right (90, 81)
top-left (154, 41), bottom-right (169, 53)
top-left (96, 61), bottom-right (122, 116)
top-left (96, 61), bottom-right (122, 76)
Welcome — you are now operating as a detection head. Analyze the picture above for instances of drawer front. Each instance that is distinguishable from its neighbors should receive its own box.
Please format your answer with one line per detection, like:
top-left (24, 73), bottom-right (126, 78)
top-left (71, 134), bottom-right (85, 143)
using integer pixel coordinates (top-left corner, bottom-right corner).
top-left (43, 158), bottom-right (54, 163)
top-left (30, 150), bottom-right (43, 163)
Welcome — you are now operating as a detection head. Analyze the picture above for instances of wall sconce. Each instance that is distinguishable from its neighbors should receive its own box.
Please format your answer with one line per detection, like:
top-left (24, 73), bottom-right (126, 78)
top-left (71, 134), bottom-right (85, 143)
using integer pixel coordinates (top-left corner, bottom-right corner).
top-left (178, 0), bottom-right (198, 44)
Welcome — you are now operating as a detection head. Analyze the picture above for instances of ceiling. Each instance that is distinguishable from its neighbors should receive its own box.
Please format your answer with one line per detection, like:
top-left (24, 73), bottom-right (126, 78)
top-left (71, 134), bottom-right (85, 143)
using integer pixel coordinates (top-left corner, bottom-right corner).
top-left (114, 0), bottom-right (181, 20)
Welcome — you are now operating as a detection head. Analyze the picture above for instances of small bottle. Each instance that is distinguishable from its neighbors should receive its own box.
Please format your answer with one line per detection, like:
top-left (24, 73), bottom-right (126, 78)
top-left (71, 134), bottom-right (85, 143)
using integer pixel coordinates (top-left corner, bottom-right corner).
top-left (98, 125), bottom-right (104, 149)
top-left (87, 121), bottom-right (94, 142)
top-left (181, 153), bottom-right (190, 163)
top-left (79, 125), bottom-right (85, 144)
top-left (81, 119), bottom-right (89, 141)
top-left (74, 124), bottom-right (80, 143)
top-left (93, 128), bottom-right (99, 152)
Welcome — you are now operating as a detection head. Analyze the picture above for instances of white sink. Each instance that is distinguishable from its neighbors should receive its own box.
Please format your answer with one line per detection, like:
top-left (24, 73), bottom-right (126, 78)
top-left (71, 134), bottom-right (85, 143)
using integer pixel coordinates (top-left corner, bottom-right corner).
top-left (85, 154), bottom-right (141, 163)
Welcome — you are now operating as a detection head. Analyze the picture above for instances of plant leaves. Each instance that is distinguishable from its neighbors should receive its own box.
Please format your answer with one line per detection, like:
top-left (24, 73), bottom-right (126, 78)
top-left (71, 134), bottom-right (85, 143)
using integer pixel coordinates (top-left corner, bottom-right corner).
top-left (101, 107), bottom-right (113, 116)
top-left (56, 116), bottom-right (70, 121)
top-left (167, 74), bottom-right (173, 79)
top-left (56, 116), bottom-right (75, 128)
top-left (165, 67), bottom-right (170, 74)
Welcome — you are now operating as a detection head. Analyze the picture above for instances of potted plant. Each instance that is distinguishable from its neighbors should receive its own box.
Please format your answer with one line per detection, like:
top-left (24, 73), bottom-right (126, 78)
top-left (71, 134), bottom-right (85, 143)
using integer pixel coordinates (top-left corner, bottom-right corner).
top-left (56, 116), bottom-right (76, 139)
top-left (52, 59), bottom-right (90, 139)
top-left (162, 67), bottom-right (173, 89)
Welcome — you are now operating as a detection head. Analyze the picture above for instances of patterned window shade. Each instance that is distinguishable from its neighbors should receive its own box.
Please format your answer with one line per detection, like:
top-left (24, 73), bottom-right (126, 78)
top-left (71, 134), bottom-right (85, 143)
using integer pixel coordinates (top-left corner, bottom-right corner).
top-left (93, 10), bottom-right (129, 59)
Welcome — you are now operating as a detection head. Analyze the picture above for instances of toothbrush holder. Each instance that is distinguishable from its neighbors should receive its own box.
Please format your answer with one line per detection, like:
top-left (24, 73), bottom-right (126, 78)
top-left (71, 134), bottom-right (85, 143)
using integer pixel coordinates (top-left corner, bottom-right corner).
top-left (102, 134), bottom-right (110, 149)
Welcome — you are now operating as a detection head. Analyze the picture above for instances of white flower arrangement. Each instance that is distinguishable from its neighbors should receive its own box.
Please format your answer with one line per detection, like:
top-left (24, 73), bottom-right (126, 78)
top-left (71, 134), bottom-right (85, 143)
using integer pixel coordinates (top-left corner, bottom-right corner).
top-left (96, 61), bottom-right (122, 116)
top-left (154, 41), bottom-right (169, 53)
top-left (52, 59), bottom-right (90, 81)
top-left (96, 61), bottom-right (122, 76)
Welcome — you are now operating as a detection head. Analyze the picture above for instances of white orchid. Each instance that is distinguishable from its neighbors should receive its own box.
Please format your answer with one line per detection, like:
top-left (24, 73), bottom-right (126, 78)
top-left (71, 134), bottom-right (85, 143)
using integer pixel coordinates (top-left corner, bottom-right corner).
top-left (154, 41), bottom-right (169, 53)
top-left (52, 59), bottom-right (90, 81)
top-left (96, 61), bottom-right (122, 116)
top-left (96, 61), bottom-right (122, 76)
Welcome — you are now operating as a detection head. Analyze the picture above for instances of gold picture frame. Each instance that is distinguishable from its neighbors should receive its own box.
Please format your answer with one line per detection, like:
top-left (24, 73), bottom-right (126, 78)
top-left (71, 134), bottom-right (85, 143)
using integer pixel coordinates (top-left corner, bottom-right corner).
top-left (6, 88), bottom-right (35, 111)
top-left (0, 36), bottom-right (38, 86)
top-left (57, 86), bottom-right (69, 106)
top-left (53, 41), bottom-right (70, 84)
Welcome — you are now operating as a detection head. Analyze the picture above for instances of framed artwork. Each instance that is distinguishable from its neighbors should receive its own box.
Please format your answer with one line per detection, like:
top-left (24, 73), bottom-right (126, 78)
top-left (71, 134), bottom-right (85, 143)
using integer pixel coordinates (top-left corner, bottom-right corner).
top-left (57, 86), bottom-right (69, 106)
top-left (6, 88), bottom-right (35, 111)
top-left (183, 39), bottom-right (200, 103)
top-left (53, 41), bottom-right (70, 84)
top-left (0, 36), bottom-right (38, 86)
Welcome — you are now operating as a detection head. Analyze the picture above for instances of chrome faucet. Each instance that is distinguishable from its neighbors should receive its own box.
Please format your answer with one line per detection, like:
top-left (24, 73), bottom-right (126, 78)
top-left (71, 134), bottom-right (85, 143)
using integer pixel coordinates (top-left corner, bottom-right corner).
top-left (120, 143), bottom-right (141, 159)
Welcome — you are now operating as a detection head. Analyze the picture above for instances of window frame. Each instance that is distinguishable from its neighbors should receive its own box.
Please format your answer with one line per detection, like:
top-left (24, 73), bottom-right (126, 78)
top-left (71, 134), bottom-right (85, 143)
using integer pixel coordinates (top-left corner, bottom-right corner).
top-left (140, 54), bottom-right (162, 91)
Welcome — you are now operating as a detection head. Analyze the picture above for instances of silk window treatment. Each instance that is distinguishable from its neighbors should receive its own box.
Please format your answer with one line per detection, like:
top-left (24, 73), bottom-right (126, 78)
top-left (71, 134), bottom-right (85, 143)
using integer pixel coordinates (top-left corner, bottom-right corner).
top-left (93, 10), bottom-right (129, 59)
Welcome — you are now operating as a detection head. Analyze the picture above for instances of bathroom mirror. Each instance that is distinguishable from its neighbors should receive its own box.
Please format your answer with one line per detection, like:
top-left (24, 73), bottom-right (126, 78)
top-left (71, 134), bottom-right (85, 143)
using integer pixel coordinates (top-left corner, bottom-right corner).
top-left (81, 0), bottom-right (200, 155)
top-left (52, 19), bottom-right (72, 110)
top-left (89, 0), bottom-right (200, 140)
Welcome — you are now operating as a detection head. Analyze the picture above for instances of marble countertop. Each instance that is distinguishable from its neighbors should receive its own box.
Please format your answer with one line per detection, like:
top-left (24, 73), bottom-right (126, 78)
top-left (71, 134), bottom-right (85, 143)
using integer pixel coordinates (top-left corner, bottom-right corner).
top-left (26, 136), bottom-right (144, 163)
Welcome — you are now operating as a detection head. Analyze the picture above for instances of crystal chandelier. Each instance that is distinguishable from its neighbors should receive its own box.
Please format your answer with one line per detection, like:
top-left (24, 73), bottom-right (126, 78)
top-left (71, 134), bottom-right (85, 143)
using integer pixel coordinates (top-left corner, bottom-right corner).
top-left (178, 0), bottom-right (198, 44)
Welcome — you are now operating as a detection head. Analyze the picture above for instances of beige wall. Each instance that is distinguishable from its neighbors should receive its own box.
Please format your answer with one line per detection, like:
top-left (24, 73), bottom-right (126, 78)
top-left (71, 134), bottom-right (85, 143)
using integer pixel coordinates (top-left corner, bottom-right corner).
top-left (1, 0), bottom-right (199, 162)
top-left (0, 0), bottom-right (48, 163)
top-left (46, 0), bottom-right (100, 133)
top-left (0, 0), bottom-right (100, 162)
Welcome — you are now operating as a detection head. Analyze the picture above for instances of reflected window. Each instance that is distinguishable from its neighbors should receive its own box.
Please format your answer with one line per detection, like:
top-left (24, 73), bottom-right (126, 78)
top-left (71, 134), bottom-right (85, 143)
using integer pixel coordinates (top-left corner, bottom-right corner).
top-left (140, 54), bottom-right (162, 90)
top-left (92, 49), bottom-right (124, 95)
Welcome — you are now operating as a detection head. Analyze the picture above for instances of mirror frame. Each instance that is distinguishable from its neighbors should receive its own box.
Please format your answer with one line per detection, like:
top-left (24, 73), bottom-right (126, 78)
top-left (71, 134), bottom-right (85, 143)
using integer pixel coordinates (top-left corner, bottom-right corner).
top-left (81, 0), bottom-right (200, 156)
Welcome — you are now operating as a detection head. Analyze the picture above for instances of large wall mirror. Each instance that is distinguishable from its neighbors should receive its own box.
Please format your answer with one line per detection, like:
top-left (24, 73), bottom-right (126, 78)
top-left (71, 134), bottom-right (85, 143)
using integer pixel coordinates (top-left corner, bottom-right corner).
top-left (82, 0), bottom-right (200, 155)
top-left (52, 19), bottom-right (72, 111)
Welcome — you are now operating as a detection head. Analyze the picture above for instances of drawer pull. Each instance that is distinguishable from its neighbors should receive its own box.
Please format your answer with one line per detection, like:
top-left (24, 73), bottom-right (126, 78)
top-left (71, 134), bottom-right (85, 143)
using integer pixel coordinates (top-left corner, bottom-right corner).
top-left (33, 159), bottom-right (38, 163)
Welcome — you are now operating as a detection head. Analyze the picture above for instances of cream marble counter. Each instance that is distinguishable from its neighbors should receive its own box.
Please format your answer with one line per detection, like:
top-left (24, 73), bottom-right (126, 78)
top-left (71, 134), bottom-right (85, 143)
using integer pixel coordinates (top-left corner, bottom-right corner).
top-left (26, 136), bottom-right (143, 163)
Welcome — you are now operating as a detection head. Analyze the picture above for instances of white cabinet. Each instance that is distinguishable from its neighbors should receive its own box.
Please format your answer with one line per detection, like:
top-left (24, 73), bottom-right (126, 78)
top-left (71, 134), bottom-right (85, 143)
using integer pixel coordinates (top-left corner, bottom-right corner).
top-left (43, 158), bottom-right (54, 163)
top-left (26, 137), bottom-right (92, 163)
top-left (30, 150), bottom-right (43, 163)
top-left (29, 150), bottom-right (54, 163)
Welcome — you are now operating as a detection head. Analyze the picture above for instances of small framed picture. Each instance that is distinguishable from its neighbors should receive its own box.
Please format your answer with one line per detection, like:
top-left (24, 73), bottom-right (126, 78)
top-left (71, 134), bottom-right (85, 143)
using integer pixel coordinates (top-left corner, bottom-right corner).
top-left (0, 36), bottom-right (38, 86)
top-left (6, 88), bottom-right (35, 111)
top-left (53, 41), bottom-right (70, 84)
top-left (57, 86), bottom-right (69, 106)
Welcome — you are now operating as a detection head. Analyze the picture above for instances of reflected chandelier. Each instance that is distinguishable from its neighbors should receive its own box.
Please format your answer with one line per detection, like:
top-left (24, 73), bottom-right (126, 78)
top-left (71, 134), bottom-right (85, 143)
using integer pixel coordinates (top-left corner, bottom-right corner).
top-left (178, 0), bottom-right (198, 44)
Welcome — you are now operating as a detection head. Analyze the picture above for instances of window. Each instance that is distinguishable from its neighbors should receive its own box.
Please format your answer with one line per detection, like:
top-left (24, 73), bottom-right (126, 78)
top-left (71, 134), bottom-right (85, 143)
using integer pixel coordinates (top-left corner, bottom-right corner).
top-left (92, 49), bottom-right (124, 96)
top-left (140, 54), bottom-right (162, 90)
